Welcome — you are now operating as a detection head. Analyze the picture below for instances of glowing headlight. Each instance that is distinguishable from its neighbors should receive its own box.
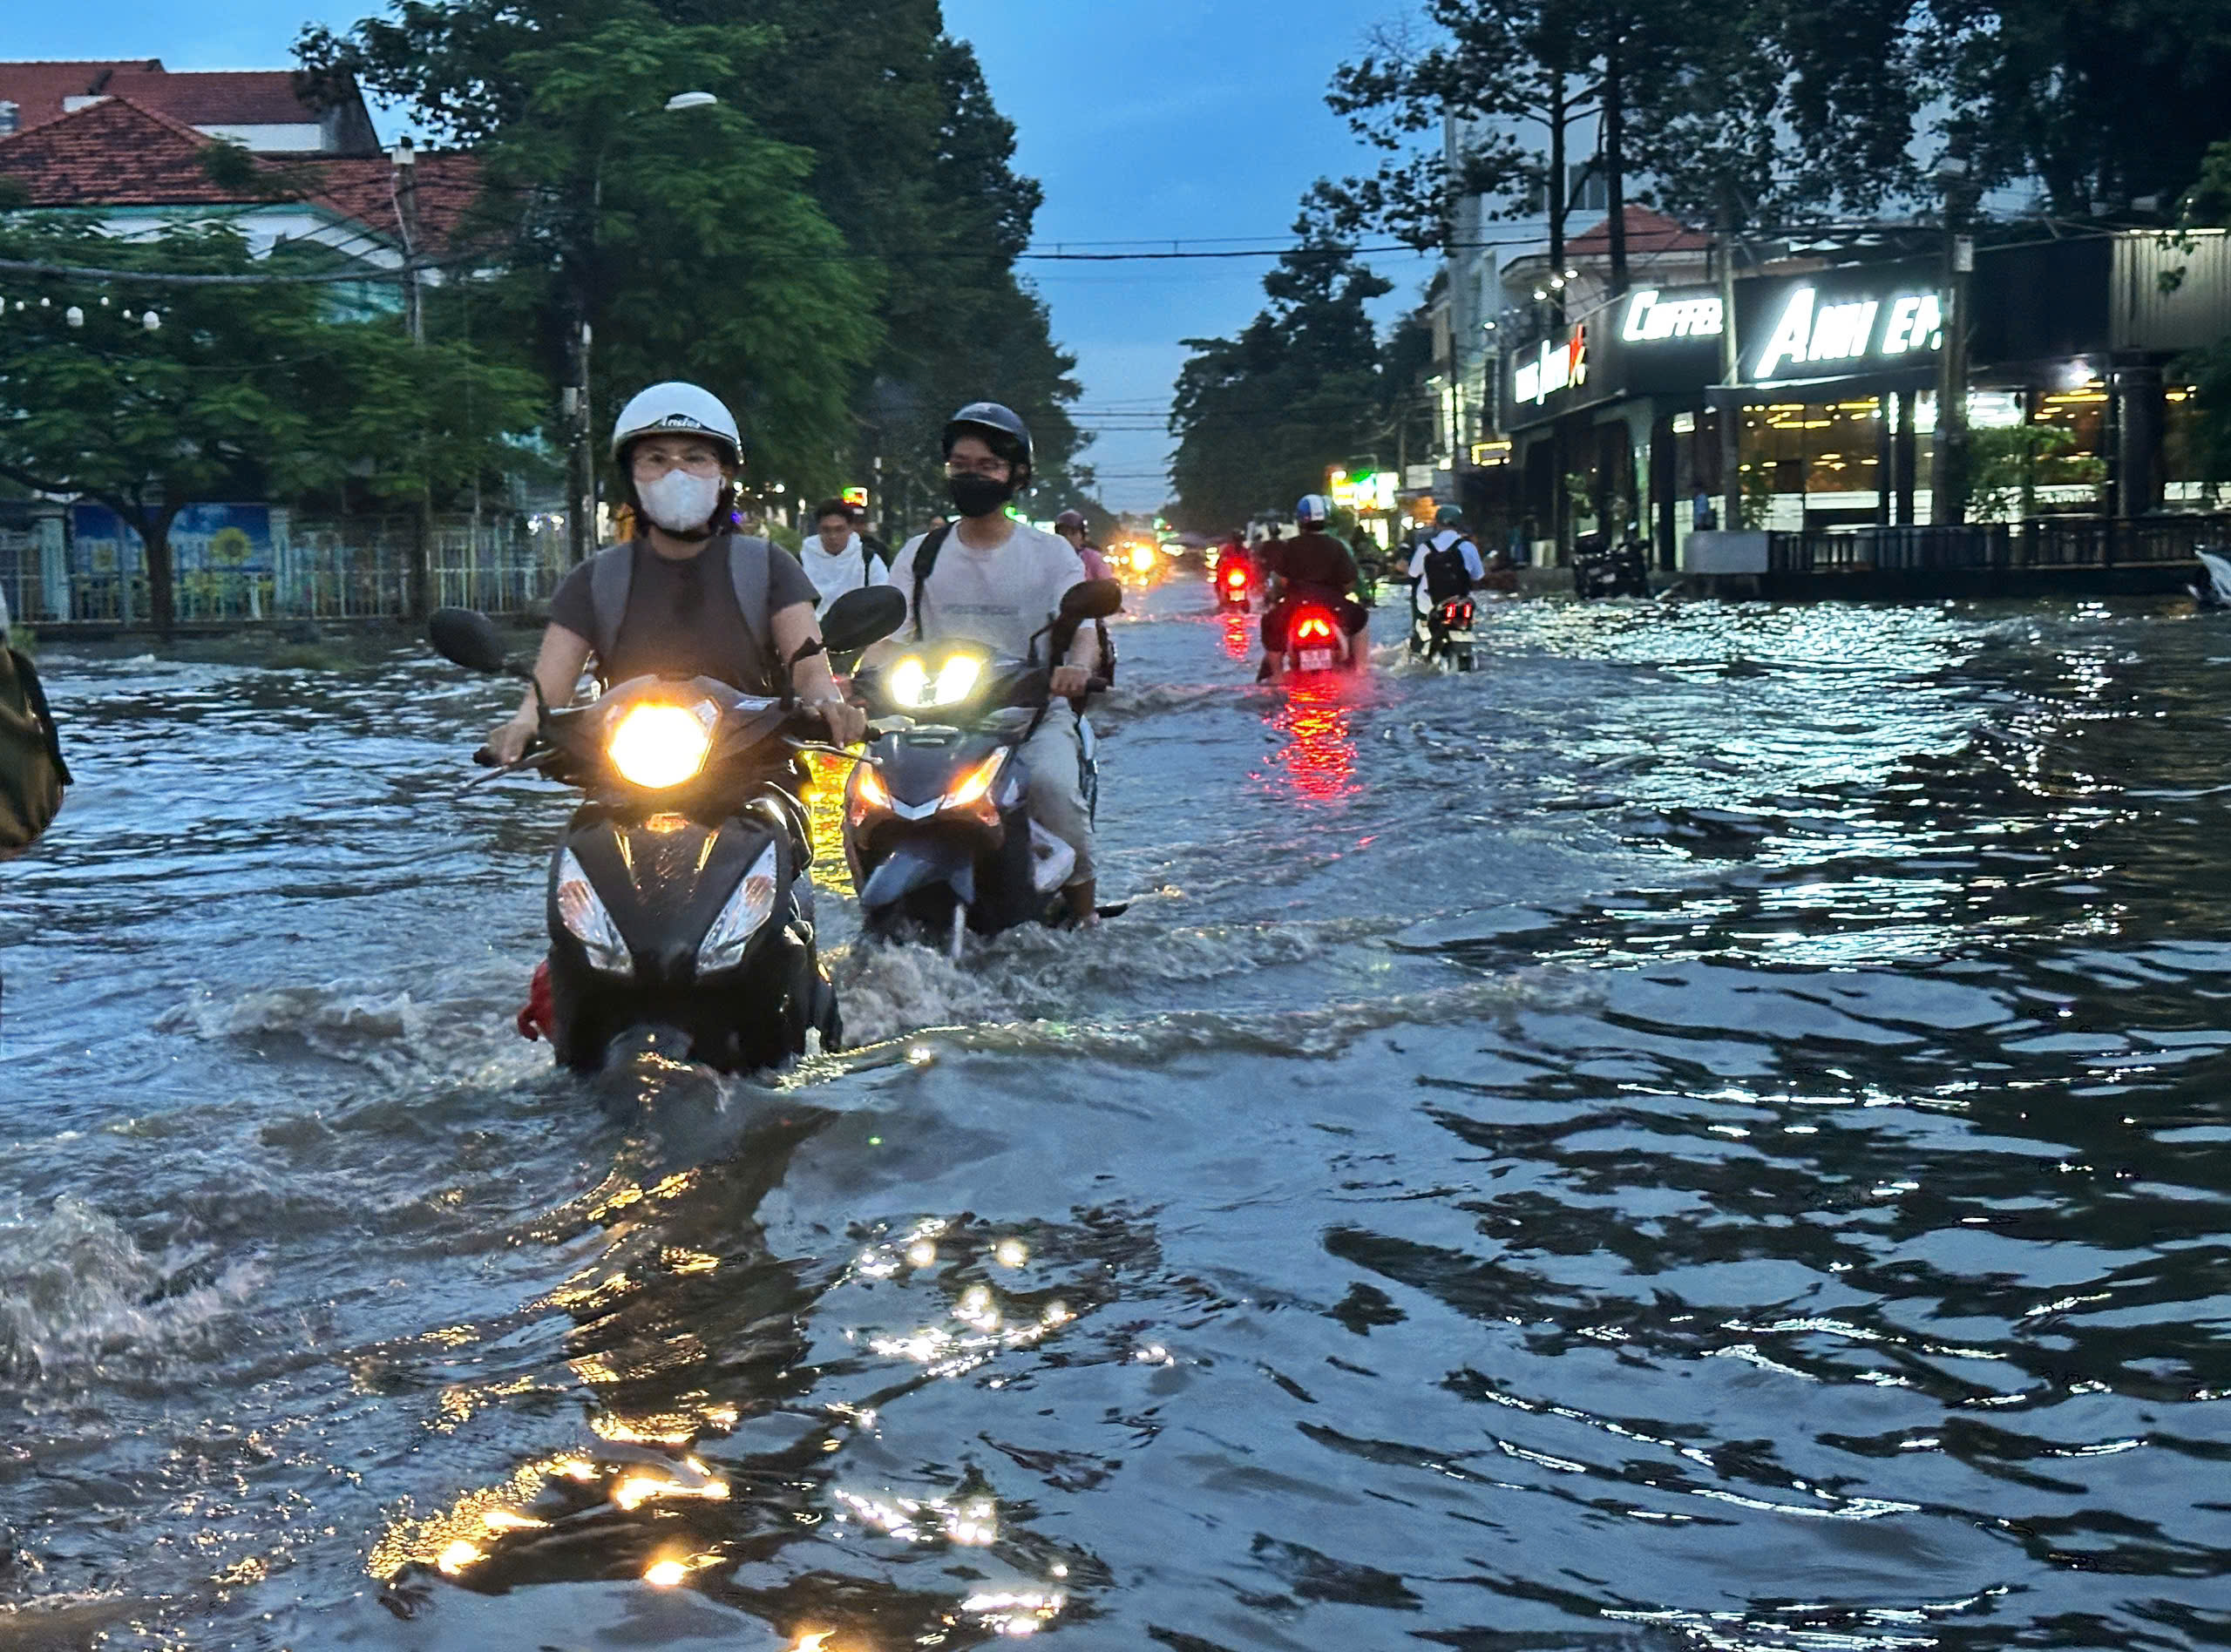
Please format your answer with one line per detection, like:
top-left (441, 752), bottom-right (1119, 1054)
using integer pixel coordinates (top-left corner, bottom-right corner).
top-left (850, 762), bottom-right (893, 824)
top-left (696, 841), bottom-right (780, 974)
top-left (1128, 545), bottom-right (1156, 574)
top-left (942, 748), bottom-right (1007, 813)
top-left (554, 847), bottom-right (632, 975)
top-left (607, 701), bottom-right (715, 789)
top-left (885, 653), bottom-right (985, 710)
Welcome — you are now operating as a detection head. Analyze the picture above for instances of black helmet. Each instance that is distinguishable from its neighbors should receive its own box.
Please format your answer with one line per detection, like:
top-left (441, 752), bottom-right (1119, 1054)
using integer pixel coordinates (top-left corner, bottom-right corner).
top-left (1435, 504), bottom-right (1464, 527)
top-left (943, 402), bottom-right (1034, 476)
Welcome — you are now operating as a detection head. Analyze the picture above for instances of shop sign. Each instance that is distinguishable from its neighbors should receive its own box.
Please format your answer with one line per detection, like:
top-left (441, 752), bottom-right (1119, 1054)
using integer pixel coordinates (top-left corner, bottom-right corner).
top-left (1515, 325), bottom-right (1588, 405)
top-left (1753, 284), bottom-right (1943, 381)
top-left (1623, 288), bottom-right (1723, 342)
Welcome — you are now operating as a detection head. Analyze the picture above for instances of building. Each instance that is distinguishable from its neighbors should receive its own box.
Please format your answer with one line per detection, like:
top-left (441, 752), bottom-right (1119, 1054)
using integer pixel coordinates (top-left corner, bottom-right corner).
top-left (0, 59), bottom-right (378, 153)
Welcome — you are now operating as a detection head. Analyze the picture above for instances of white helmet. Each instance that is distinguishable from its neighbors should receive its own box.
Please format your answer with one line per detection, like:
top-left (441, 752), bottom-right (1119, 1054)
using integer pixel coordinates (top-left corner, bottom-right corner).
top-left (610, 382), bottom-right (742, 464)
top-left (1296, 493), bottom-right (1331, 525)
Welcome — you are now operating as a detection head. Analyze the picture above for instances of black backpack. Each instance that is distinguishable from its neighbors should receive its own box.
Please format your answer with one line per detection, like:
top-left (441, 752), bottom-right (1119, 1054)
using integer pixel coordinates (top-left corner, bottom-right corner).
top-left (1422, 538), bottom-right (1475, 602)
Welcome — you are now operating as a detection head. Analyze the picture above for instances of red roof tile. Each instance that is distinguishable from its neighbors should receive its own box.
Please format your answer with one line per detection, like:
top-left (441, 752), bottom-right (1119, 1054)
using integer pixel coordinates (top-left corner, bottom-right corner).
top-left (0, 97), bottom-right (488, 254)
top-left (0, 61), bottom-right (163, 131)
top-left (1567, 204), bottom-right (1711, 257)
top-left (0, 94), bottom-right (256, 206)
top-left (103, 67), bottom-right (328, 128)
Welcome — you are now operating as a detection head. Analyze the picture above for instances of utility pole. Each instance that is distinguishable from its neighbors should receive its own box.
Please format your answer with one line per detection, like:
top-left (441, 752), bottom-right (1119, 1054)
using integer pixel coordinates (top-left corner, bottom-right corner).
top-left (1932, 148), bottom-right (1975, 528)
top-left (393, 138), bottom-right (431, 616)
top-left (1715, 187), bottom-right (1743, 533)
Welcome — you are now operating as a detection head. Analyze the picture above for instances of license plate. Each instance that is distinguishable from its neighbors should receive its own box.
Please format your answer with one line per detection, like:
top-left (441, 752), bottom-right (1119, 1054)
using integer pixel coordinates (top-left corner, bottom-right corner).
top-left (1300, 648), bottom-right (1333, 672)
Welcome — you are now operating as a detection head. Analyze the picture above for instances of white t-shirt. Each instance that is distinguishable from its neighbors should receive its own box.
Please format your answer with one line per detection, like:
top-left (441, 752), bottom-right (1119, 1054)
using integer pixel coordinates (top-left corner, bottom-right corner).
top-left (889, 519), bottom-right (1094, 665)
top-left (797, 533), bottom-right (885, 605)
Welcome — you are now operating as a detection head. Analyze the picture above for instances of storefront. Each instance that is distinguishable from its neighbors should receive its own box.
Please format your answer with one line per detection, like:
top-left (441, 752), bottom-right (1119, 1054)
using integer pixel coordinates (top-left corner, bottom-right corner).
top-left (1501, 283), bottom-right (1725, 563)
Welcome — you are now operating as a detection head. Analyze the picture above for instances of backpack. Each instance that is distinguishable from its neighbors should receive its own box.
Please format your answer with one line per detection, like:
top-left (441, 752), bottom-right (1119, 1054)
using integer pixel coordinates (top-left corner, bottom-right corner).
top-left (1422, 536), bottom-right (1476, 602)
top-left (0, 645), bottom-right (70, 860)
top-left (587, 535), bottom-right (777, 690)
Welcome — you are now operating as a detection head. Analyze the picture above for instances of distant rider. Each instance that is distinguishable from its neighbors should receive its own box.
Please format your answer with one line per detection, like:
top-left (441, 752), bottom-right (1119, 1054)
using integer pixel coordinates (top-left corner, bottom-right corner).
top-left (484, 383), bottom-right (867, 764)
top-left (874, 403), bottom-right (1107, 925)
top-left (1054, 509), bottom-right (1116, 581)
top-left (1408, 504), bottom-right (1485, 619)
top-left (1258, 493), bottom-right (1367, 679)
top-left (798, 497), bottom-right (890, 606)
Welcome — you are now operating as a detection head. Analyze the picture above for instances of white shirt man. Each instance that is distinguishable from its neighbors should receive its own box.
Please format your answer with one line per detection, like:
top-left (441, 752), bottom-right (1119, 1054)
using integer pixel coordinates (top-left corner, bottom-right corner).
top-left (886, 518), bottom-right (1090, 663)
top-left (799, 501), bottom-right (888, 606)
top-left (1407, 527), bottom-right (1486, 613)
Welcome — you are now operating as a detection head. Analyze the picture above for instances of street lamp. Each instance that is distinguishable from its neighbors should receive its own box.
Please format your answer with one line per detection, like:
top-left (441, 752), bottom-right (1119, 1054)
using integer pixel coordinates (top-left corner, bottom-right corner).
top-left (568, 91), bottom-right (722, 565)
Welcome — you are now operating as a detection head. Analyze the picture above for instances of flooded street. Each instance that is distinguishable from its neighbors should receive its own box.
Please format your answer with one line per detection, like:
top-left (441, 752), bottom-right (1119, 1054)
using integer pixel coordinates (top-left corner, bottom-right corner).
top-left (3, 581), bottom-right (2229, 1649)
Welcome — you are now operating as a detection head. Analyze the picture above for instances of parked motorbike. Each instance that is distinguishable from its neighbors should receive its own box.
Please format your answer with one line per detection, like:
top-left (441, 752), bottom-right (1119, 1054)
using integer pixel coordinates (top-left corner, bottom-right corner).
top-left (430, 586), bottom-right (907, 1073)
top-left (845, 579), bottom-right (1123, 959)
top-left (1410, 592), bottom-right (1477, 671)
top-left (1573, 537), bottom-right (1651, 599)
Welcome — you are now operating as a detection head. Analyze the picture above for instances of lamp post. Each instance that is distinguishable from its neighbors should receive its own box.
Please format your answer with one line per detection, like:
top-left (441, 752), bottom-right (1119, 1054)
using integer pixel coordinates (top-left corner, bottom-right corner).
top-left (567, 91), bottom-right (721, 565)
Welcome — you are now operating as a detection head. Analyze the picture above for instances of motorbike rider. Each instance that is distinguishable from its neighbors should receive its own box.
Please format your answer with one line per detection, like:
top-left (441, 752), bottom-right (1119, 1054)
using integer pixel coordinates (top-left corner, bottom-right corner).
top-left (1258, 493), bottom-right (1367, 680)
top-left (801, 497), bottom-right (890, 606)
top-left (484, 383), bottom-right (867, 764)
top-left (873, 403), bottom-right (1105, 925)
top-left (1408, 504), bottom-right (1486, 617)
top-left (1054, 509), bottom-right (1116, 582)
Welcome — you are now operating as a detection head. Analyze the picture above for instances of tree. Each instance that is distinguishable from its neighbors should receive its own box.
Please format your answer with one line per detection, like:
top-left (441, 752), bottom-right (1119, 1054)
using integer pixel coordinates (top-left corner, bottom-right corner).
top-left (0, 221), bottom-right (538, 631)
top-left (1169, 218), bottom-right (1391, 531)
top-left (302, 0), bottom-right (881, 498)
top-left (304, 0), bottom-right (1089, 528)
top-left (1965, 424), bottom-right (2105, 519)
top-left (1924, 0), bottom-right (2231, 217)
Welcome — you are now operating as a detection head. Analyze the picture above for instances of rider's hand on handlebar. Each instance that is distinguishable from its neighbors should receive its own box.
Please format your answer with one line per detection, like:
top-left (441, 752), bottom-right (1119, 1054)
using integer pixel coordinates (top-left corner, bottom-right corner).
top-left (484, 714), bottom-right (534, 767)
top-left (1049, 665), bottom-right (1092, 699)
top-left (814, 697), bottom-right (869, 748)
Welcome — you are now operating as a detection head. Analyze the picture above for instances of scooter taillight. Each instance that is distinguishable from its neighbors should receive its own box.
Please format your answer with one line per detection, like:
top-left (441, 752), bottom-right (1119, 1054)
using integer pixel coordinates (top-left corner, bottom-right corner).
top-left (1294, 611), bottom-right (1336, 644)
top-left (1224, 566), bottom-right (1247, 590)
top-left (1441, 599), bottom-right (1475, 626)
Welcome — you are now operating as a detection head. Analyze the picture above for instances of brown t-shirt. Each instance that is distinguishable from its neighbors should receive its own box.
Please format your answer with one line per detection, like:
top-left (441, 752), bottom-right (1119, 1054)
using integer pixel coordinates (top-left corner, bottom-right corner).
top-left (548, 539), bottom-right (818, 690)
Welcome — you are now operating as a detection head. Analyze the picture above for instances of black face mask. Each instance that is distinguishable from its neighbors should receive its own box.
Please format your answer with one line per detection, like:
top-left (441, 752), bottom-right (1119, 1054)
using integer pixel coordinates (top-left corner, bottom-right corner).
top-left (946, 473), bottom-right (1017, 519)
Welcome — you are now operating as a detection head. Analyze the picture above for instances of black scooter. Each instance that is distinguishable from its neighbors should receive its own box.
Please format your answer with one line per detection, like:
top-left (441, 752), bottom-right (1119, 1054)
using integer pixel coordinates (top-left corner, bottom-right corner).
top-left (430, 588), bottom-right (907, 1073)
top-left (844, 580), bottom-right (1122, 959)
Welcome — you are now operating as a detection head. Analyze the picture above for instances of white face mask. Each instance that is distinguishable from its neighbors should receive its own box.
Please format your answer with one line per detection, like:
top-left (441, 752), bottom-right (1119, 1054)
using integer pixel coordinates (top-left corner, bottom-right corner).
top-left (638, 468), bottom-right (723, 534)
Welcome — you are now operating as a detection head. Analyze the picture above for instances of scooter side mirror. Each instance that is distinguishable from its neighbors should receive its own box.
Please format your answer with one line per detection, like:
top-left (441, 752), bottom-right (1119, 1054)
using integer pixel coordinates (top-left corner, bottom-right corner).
top-left (817, 586), bottom-right (909, 658)
top-left (429, 607), bottom-right (516, 677)
top-left (1060, 579), bottom-right (1124, 623)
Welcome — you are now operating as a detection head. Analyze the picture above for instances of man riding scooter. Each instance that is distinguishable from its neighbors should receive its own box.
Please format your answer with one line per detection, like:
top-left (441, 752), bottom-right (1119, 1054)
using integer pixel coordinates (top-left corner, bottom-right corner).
top-left (1258, 494), bottom-right (1368, 680)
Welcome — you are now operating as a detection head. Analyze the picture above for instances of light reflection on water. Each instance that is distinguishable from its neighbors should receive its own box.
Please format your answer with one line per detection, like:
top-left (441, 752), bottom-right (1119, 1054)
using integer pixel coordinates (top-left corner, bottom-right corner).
top-left (2, 589), bottom-right (2230, 1647)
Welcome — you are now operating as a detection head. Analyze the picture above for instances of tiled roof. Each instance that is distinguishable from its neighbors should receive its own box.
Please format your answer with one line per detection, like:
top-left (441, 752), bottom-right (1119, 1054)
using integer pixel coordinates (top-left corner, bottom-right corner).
top-left (1568, 205), bottom-right (1712, 257)
top-left (0, 97), bottom-right (488, 253)
top-left (0, 94), bottom-right (255, 206)
top-left (0, 60), bottom-right (341, 136)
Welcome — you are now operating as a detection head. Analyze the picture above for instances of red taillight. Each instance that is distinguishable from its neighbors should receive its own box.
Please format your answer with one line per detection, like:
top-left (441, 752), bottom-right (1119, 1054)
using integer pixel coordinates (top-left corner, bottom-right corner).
top-left (1224, 568), bottom-right (1246, 589)
top-left (1442, 599), bottom-right (1474, 625)
top-left (1294, 611), bottom-right (1335, 643)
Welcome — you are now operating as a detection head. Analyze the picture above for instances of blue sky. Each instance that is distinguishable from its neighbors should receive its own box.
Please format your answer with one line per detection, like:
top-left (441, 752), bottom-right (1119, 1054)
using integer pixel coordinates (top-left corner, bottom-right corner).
top-left (4, 0), bottom-right (1439, 510)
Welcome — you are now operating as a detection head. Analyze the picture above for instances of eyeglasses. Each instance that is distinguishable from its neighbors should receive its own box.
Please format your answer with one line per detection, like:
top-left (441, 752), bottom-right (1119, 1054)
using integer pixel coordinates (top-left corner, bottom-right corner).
top-left (946, 458), bottom-right (1011, 479)
top-left (632, 447), bottom-right (725, 477)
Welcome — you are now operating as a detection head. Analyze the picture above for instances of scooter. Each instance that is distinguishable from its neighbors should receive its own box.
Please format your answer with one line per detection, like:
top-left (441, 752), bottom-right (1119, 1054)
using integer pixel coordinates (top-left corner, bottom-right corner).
top-left (1215, 557), bottom-right (1255, 611)
top-left (1409, 590), bottom-right (1477, 671)
top-left (844, 580), bottom-right (1122, 959)
top-left (429, 587), bottom-right (907, 1073)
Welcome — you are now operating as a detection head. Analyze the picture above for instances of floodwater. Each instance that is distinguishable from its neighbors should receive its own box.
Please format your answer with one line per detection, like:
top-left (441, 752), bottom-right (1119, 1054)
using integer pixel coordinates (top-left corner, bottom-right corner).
top-left (3, 579), bottom-right (2228, 1650)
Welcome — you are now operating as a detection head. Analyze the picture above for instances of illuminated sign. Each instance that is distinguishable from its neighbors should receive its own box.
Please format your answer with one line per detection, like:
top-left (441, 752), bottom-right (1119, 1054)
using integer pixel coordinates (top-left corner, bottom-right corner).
top-left (1328, 468), bottom-right (1396, 513)
top-left (1753, 285), bottom-right (1943, 380)
top-left (841, 485), bottom-right (870, 508)
top-left (1623, 288), bottom-right (1723, 342)
top-left (1514, 325), bottom-right (1588, 405)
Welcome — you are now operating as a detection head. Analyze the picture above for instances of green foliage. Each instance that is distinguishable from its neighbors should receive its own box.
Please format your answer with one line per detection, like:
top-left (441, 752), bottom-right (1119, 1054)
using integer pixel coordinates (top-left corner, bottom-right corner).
top-left (1964, 423), bottom-right (2105, 519)
top-left (1739, 464), bottom-right (1775, 530)
top-left (302, 0), bottom-right (1088, 519)
top-left (0, 219), bottom-right (541, 627)
top-left (1168, 218), bottom-right (1393, 532)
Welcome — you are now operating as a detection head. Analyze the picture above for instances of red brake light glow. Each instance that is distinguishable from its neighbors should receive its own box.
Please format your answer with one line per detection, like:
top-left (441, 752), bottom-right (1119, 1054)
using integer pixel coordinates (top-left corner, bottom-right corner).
top-left (1294, 612), bottom-right (1334, 643)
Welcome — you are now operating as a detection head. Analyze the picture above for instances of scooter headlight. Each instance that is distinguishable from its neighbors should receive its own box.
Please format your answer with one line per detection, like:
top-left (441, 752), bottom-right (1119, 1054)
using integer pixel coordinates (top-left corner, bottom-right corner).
top-left (555, 847), bottom-right (633, 976)
top-left (885, 653), bottom-right (984, 710)
top-left (607, 701), bottom-right (715, 790)
top-left (696, 841), bottom-right (781, 975)
top-left (848, 761), bottom-right (892, 827)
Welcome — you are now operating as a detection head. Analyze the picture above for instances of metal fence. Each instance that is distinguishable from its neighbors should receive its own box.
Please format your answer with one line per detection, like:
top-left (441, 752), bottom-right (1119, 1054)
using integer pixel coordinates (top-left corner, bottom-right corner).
top-left (1768, 515), bottom-right (2231, 576)
top-left (0, 512), bottom-right (572, 630)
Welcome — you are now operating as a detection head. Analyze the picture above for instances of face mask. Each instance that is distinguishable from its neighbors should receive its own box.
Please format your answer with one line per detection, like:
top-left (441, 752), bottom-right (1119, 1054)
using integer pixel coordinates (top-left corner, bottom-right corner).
top-left (946, 473), bottom-right (1016, 519)
top-left (638, 468), bottom-right (723, 534)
